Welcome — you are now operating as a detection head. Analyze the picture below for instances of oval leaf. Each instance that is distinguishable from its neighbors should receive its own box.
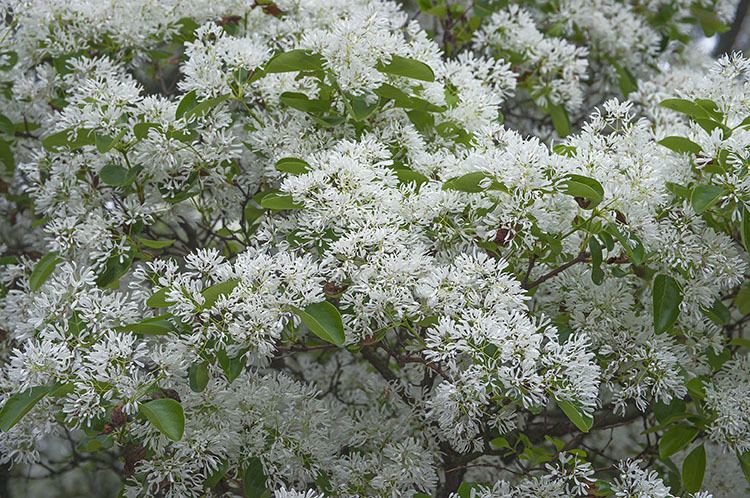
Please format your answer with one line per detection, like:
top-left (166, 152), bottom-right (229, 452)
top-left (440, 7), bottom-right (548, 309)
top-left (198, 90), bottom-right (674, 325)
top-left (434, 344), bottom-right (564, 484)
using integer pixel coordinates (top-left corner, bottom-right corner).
top-left (202, 279), bottom-right (240, 309)
top-left (146, 287), bottom-right (175, 308)
top-left (260, 193), bottom-right (304, 210)
top-left (189, 362), bottom-right (209, 393)
top-left (264, 50), bottom-right (325, 73)
top-left (653, 274), bottom-right (682, 334)
top-left (275, 157), bottom-right (311, 175)
top-left (293, 301), bottom-right (345, 346)
top-left (555, 398), bottom-right (593, 433)
top-left (244, 457), bottom-right (268, 498)
top-left (682, 443), bottom-right (706, 493)
top-left (29, 252), bottom-right (61, 292)
top-left (0, 385), bottom-right (54, 431)
top-left (139, 398), bottom-right (185, 441)
top-left (137, 237), bottom-right (175, 249)
top-left (563, 174), bottom-right (604, 202)
top-left (376, 55), bottom-right (435, 82)
top-left (659, 424), bottom-right (699, 459)
top-left (690, 184), bottom-right (725, 214)
top-left (658, 136), bottom-right (702, 155)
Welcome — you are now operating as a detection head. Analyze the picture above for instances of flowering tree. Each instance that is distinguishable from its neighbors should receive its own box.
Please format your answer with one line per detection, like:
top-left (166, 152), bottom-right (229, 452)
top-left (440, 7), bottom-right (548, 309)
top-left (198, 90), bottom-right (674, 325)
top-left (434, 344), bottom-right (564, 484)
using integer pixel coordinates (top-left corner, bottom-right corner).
top-left (0, 0), bottom-right (750, 496)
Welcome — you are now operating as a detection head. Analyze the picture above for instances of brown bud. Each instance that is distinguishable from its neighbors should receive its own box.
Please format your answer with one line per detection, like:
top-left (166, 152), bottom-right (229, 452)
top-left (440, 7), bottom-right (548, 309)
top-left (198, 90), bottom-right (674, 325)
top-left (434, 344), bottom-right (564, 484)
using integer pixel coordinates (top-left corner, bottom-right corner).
top-left (324, 281), bottom-right (345, 296)
top-left (615, 211), bottom-right (627, 224)
top-left (574, 196), bottom-right (591, 209)
top-left (110, 405), bottom-right (125, 427)
top-left (261, 4), bottom-right (283, 16)
top-left (607, 253), bottom-right (629, 264)
top-left (220, 15), bottom-right (242, 26)
top-left (100, 423), bottom-right (114, 435)
top-left (631, 264), bottom-right (647, 278)
top-left (160, 388), bottom-right (181, 402)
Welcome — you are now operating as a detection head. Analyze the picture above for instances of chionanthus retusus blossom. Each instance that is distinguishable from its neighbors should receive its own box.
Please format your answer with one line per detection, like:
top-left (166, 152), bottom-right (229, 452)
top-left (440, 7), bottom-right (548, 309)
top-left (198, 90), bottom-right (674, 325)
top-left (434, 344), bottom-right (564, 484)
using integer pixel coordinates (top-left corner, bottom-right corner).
top-left (0, 0), bottom-right (749, 497)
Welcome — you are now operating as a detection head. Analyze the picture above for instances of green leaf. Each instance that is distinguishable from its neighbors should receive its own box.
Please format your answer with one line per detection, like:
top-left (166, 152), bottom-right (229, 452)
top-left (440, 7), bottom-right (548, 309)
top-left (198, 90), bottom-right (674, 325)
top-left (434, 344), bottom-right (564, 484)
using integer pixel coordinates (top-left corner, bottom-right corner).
top-left (184, 95), bottom-right (229, 120)
top-left (175, 90), bottom-right (198, 119)
top-left (682, 443), bottom-right (706, 493)
top-left (692, 6), bottom-right (730, 37)
top-left (555, 398), bottom-right (593, 433)
top-left (0, 138), bottom-right (14, 173)
top-left (264, 50), bottom-right (325, 73)
top-left (189, 362), bottom-right (209, 392)
top-left (95, 129), bottom-right (127, 153)
top-left (275, 157), bottom-right (311, 175)
top-left (42, 128), bottom-right (96, 151)
top-left (116, 316), bottom-right (175, 335)
top-left (549, 104), bottom-right (570, 137)
top-left (0, 114), bottom-right (14, 136)
top-left (730, 338), bottom-right (750, 349)
top-left (292, 300), bottom-right (346, 346)
top-left (204, 459), bottom-right (229, 489)
top-left (29, 252), bottom-right (61, 291)
top-left (139, 398), bottom-right (185, 441)
top-left (658, 136), bottom-right (702, 155)
top-left (653, 274), bottom-right (682, 334)
top-left (95, 252), bottom-right (134, 289)
top-left (0, 385), bottom-right (55, 431)
top-left (563, 174), bottom-right (604, 203)
top-left (201, 279), bottom-right (240, 308)
top-left (279, 92), bottom-right (330, 113)
top-left (738, 450), bottom-right (750, 485)
top-left (99, 164), bottom-right (129, 186)
top-left (260, 193), bottom-right (304, 210)
top-left (393, 168), bottom-right (429, 187)
top-left (660, 98), bottom-right (712, 120)
top-left (442, 171), bottom-right (503, 193)
top-left (690, 184), bottom-right (726, 214)
top-left (345, 94), bottom-right (379, 121)
top-left (216, 350), bottom-right (246, 382)
top-left (134, 122), bottom-right (159, 140)
top-left (0, 51), bottom-right (18, 71)
top-left (741, 205), bottom-right (750, 254)
top-left (701, 298), bottom-right (731, 326)
top-left (137, 237), bottom-right (175, 249)
top-left (376, 55), bottom-right (435, 82)
top-left (146, 287), bottom-right (175, 308)
top-left (243, 457), bottom-right (268, 498)
top-left (76, 434), bottom-right (114, 453)
top-left (659, 424), bottom-right (699, 459)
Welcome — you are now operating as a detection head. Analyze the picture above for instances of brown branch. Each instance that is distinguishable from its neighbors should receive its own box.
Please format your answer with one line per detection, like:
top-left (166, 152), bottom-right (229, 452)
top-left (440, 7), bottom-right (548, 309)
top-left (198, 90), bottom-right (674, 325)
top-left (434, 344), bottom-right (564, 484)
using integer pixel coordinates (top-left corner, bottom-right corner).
top-left (523, 251), bottom-right (590, 290)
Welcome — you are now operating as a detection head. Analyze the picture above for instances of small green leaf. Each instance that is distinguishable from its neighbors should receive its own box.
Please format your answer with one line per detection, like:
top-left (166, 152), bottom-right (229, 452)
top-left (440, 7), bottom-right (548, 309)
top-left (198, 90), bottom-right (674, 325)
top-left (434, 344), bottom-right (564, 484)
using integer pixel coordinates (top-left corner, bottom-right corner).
top-left (0, 114), bottom-right (14, 136)
top-left (175, 90), bottom-right (198, 119)
top-left (701, 298), bottom-right (731, 326)
top-left (243, 457), bottom-right (268, 498)
top-left (95, 128), bottom-right (127, 153)
top-left (741, 205), bottom-right (750, 254)
top-left (555, 398), bottom-right (593, 433)
top-left (42, 128), bottom-right (96, 151)
top-left (189, 362), bottom-right (209, 393)
top-left (29, 252), bottom-right (61, 291)
top-left (345, 94), bottom-right (379, 121)
top-left (95, 252), bottom-right (134, 289)
top-left (260, 193), bottom-right (304, 210)
top-left (264, 50), bottom-right (325, 73)
top-left (184, 95), bottom-right (229, 120)
top-left (139, 398), bottom-right (185, 441)
top-left (201, 279), bottom-right (240, 308)
top-left (0, 51), bottom-right (18, 71)
top-left (204, 459), bottom-right (229, 489)
top-left (690, 184), bottom-right (726, 214)
top-left (116, 316), bottom-right (175, 335)
top-left (134, 122), bottom-right (159, 140)
top-left (738, 450), bottom-right (750, 485)
top-left (0, 138), bottom-right (14, 173)
top-left (563, 174), bottom-right (604, 203)
top-left (279, 92), bottom-right (330, 113)
top-left (146, 287), bottom-right (175, 308)
top-left (659, 424), bottom-right (699, 459)
top-left (442, 171), bottom-right (503, 193)
top-left (376, 55), bottom-right (435, 82)
top-left (76, 434), bottom-right (114, 453)
top-left (653, 274), bottom-right (682, 334)
top-left (275, 157), bottom-right (311, 175)
top-left (682, 443), bottom-right (706, 493)
top-left (658, 136), bottom-right (702, 155)
top-left (99, 164), bottom-right (129, 186)
top-left (660, 99), bottom-right (711, 120)
top-left (137, 237), bottom-right (175, 249)
top-left (0, 385), bottom-right (55, 431)
top-left (549, 104), bottom-right (570, 137)
top-left (292, 301), bottom-right (346, 346)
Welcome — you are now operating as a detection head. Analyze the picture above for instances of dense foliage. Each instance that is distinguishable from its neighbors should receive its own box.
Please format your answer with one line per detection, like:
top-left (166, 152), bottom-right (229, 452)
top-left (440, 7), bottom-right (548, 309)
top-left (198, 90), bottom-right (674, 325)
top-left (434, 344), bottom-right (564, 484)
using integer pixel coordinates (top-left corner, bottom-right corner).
top-left (0, 0), bottom-right (750, 497)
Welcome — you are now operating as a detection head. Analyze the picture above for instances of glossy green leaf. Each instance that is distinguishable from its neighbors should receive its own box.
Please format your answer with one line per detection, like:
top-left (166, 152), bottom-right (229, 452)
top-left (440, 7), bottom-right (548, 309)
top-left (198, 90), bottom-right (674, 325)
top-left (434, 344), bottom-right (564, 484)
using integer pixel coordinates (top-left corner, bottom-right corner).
top-left (682, 443), bottom-right (706, 493)
top-left (658, 136), bottom-right (702, 155)
top-left (690, 184), bottom-right (725, 214)
top-left (42, 128), bottom-right (95, 151)
top-left (184, 95), bottom-right (229, 120)
top-left (264, 50), bottom-right (325, 73)
top-left (0, 385), bottom-right (55, 431)
top-left (0, 51), bottom-right (18, 71)
top-left (660, 99), bottom-right (711, 120)
top-left (556, 398), bottom-right (593, 433)
top-left (175, 90), bottom-right (198, 119)
top-left (95, 128), bottom-right (127, 153)
top-left (260, 193), bottom-right (304, 210)
top-left (549, 104), bottom-right (570, 137)
top-left (0, 114), bottom-right (14, 136)
top-left (701, 298), bottom-right (731, 326)
top-left (275, 157), bottom-right (311, 175)
top-left (243, 457), bottom-right (268, 498)
top-left (376, 55), bottom-right (435, 82)
top-left (204, 459), bottom-right (229, 489)
top-left (653, 274), bottom-right (682, 334)
top-left (139, 398), bottom-right (185, 441)
top-left (146, 287), bottom-right (175, 308)
top-left (201, 279), bottom-right (240, 308)
top-left (29, 252), bottom-right (61, 291)
top-left (116, 316), bottom-right (175, 335)
top-left (659, 424), bottom-right (699, 459)
top-left (742, 205), bottom-right (750, 254)
top-left (0, 138), bottom-right (14, 173)
top-left (442, 171), bottom-right (503, 193)
top-left (99, 164), bottom-right (129, 186)
top-left (134, 122), bottom-right (159, 140)
top-left (563, 174), bottom-right (604, 202)
top-left (279, 92), bottom-right (330, 113)
top-left (345, 94), bottom-right (379, 121)
top-left (738, 450), bottom-right (750, 485)
top-left (292, 300), bottom-right (346, 346)
top-left (189, 362), bottom-right (209, 393)
top-left (95, 252), bottom-right (134, 289)
top-left (137, 237), bottom-right (175, 249)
